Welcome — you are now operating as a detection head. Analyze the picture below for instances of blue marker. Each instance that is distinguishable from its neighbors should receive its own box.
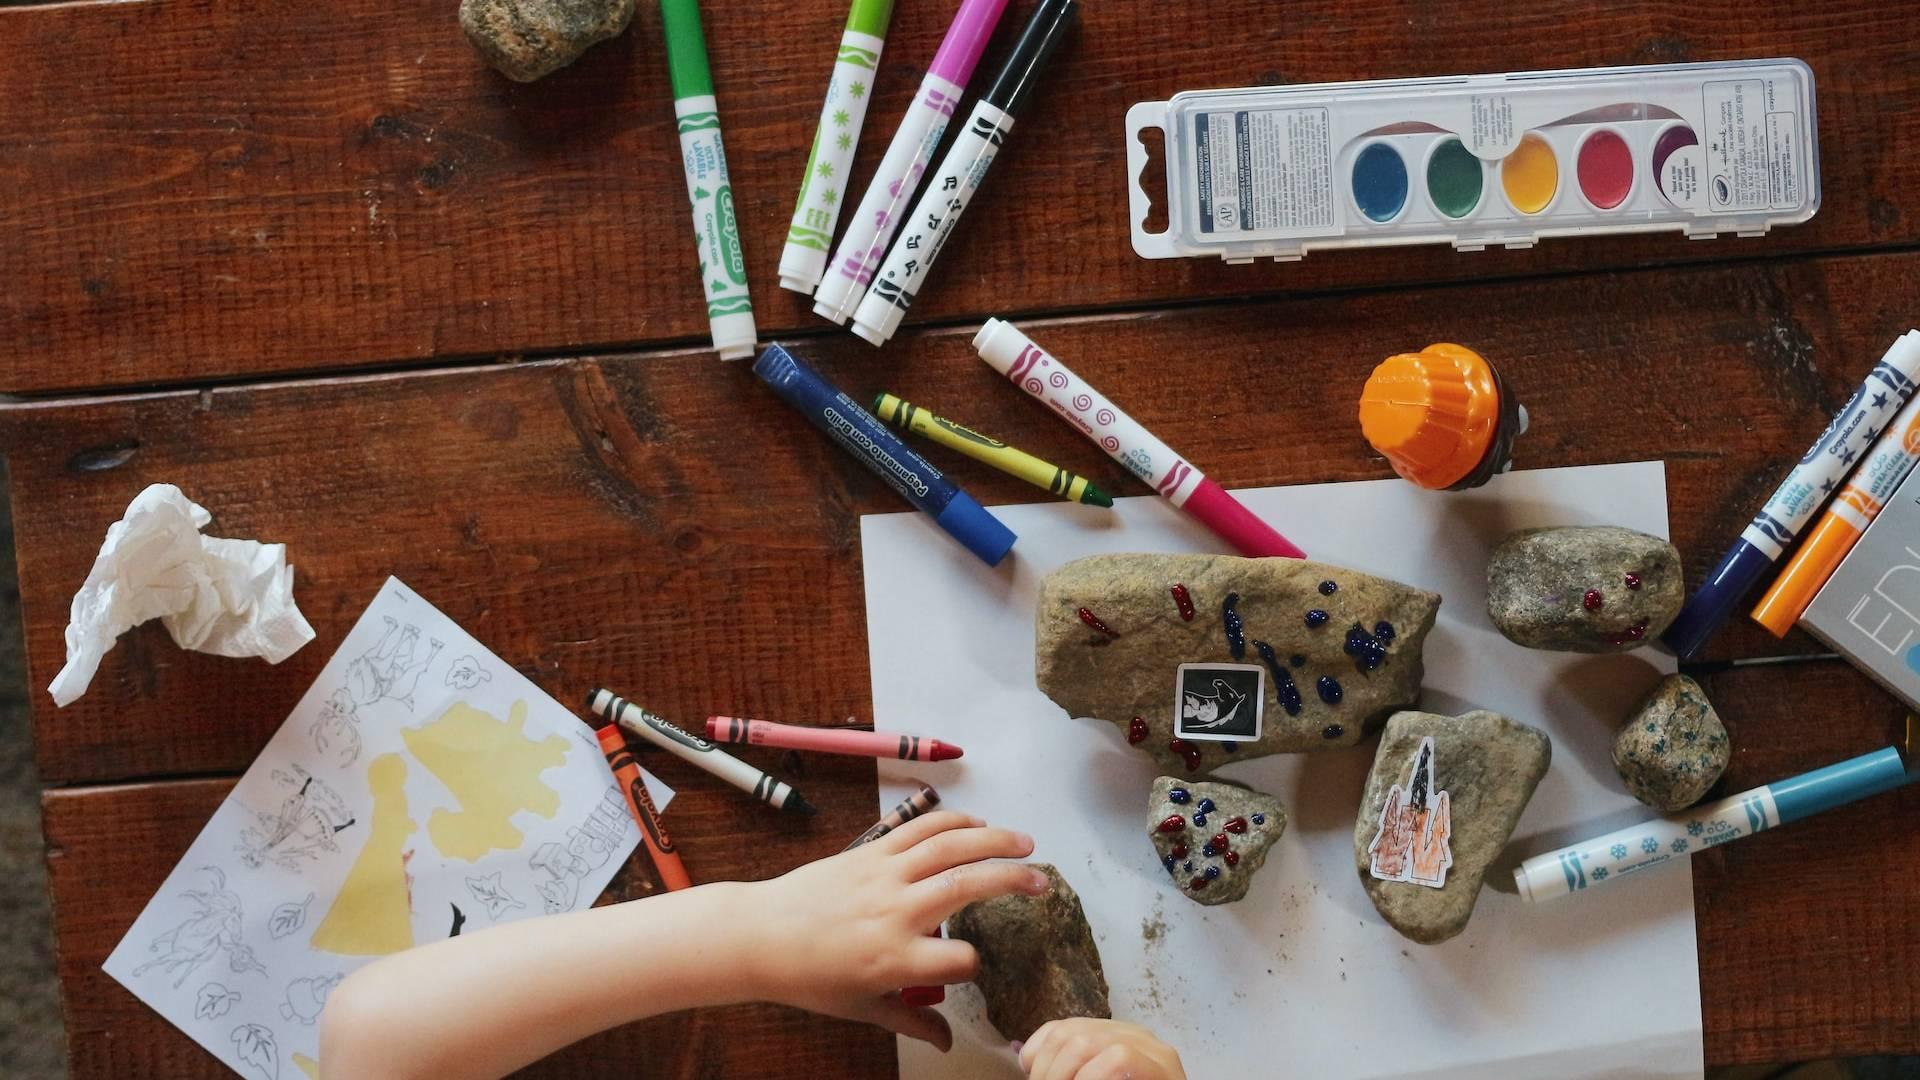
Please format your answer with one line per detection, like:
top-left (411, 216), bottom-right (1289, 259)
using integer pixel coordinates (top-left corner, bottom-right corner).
top-left (1663, 331), bottom-right (1920, 660)
top-left (753, 343), bottom-right (1017, 566)
top-left (1514, 744), bottom-right (1916, 901)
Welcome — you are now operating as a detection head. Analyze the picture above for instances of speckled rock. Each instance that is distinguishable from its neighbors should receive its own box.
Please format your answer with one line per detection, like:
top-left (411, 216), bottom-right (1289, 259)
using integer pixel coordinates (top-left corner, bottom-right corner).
top-left (1035, 554), bottom-right (1441, 774)
top-left (947, 864), bottom-right (1110, 1042)
top-left (1612, 674), bottom-right (1729, 809)
top-left (459, 0), bottom-right (635, 82)
top-left (1353, 709), bottom-right (1550, 944)
top-left (1486, 526), bottom-right (1683, 652)
top-left (1147, 776), bottom-right (1285, 905)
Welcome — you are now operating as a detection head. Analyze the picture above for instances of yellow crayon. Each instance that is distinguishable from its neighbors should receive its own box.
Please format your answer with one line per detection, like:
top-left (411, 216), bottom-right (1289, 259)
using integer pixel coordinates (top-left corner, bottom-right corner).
top-left (872, 393), bottom-right (1113, 507)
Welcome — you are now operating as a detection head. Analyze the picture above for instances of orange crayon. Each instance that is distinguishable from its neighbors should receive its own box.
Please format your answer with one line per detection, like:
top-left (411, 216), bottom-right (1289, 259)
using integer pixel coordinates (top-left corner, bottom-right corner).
top-left (593, 722), bottom-right (692, 892)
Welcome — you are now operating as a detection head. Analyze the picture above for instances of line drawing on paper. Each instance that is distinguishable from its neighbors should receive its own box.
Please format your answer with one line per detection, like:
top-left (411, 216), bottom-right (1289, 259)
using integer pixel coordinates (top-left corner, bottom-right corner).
top-left (238, 768), bottom-right (355, 872)
top-left (195, 982), bottom-right (241, 1020)
top-left (444, 654), bottom-right (492, 689)
top-left (133, 867), bottom-right (267, 988)
top-left (527, 788), bottom-right (629, 914)
top-left (308, 689), bottom-right (363, 768)
top-left (230, 1022), bottom-right (279, 1080)
top-left (343, 617), bottom-right (442, 711)
top-left (464, 872), bottom-right (524, 920)
top-left (268, 893), bottom-right (316, 941)
top-left (279, 973), bottom-right (342, 1025)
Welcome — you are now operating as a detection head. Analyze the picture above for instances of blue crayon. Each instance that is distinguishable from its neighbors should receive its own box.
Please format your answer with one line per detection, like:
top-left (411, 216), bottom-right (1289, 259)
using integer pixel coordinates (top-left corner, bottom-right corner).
top-left (1663, 331), bottom-right (1920, 660)
top-left (753, 343), bottom-right (1017, 566)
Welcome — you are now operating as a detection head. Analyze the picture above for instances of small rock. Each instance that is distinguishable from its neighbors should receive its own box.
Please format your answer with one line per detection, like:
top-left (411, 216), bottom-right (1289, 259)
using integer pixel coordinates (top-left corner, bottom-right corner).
top-left (1035, 554), bottom-right (1441, 773)
top-left (1147, 776), bottom-right (1286, 905)
top-left (1612, 674), bottom-right (1730, 809)
top-left (1486, 526), bottom-right (1683, 652)
top-left (947, 863), bottom-right (1110, 1042)
top-left (1353, 709), bottom-right (1550, 944)
top-left (459, 0), bottom-right (636, 82)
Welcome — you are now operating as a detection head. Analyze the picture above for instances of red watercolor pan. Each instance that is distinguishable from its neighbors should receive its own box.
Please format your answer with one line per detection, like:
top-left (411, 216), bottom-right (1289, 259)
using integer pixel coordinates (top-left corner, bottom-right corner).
top-left (1576, 129), bottom-right (1634, 210)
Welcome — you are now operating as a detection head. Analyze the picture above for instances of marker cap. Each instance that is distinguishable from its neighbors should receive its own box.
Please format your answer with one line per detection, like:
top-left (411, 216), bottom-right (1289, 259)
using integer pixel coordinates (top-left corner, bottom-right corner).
top-left (982, 0), bottom-right (1079, 116)
top-left (1749, 513), bottom-right (1856, 637)
top-left (1183, 479), bottom-right (1306, 559)
top-left (845, 0), bottom-right (898, 38)
top-left (928, 0), bottom-right (1013, 87)
top-left (711, 311), bottom-right (757, 361)
top-left (1661, 540), bottom-right (1774, 660)
top-left (1359, 344), bottom-right (1521, 490)
top-left (659, 0), bottom-right (716, 100)
top-left (1770, 746), bottom-right (1912, 823)
top-left (934, 489), bottom-right (1017, 566)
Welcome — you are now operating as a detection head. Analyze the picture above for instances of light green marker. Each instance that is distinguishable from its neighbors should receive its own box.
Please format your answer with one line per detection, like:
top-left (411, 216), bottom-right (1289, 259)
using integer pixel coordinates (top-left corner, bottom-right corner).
top-left (662, 0), bottom-right (755, 360)
top-left (777, 0), bottom-right (898, 295)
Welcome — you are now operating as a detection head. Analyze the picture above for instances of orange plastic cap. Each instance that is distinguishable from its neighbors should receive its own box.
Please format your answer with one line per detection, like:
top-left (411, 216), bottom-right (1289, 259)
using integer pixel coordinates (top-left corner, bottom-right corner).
top-left (1359, 343), bottom-right (1502, 490)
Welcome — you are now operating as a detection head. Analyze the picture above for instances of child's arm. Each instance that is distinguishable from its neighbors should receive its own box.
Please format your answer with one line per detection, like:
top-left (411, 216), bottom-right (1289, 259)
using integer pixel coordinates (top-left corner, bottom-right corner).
top-left (318, 811), bottom-right (1041, 1080)
top-left (1020, 1018), bottom-right (1187, 1080)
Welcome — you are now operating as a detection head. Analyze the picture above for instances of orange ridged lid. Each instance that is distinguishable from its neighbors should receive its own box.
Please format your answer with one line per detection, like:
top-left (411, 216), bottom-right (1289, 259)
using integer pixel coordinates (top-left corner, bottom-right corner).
top-left (1359, 344), bottom-right (1503, 490)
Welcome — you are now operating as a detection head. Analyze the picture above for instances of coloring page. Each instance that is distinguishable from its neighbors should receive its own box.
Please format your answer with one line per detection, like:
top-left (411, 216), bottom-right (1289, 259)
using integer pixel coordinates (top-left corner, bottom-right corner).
top-left (104, 577), bottom-right (671, 1079)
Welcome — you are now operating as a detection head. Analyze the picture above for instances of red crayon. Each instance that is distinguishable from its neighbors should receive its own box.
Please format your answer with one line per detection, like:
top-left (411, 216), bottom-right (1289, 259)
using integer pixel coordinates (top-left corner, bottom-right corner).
top-left (593, 722), bottom-right (693, 892)
top-left (706, 715), bottom-right (963, 763)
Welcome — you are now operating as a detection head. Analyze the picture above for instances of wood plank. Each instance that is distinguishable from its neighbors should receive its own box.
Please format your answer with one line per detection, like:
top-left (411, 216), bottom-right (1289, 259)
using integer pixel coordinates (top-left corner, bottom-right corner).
top-left (8, 249), bottom-right (1918, 784)
top-left (5, 0), bottom-right (1920, 392)
top-left (43, 777), bottom-right (897, 1078)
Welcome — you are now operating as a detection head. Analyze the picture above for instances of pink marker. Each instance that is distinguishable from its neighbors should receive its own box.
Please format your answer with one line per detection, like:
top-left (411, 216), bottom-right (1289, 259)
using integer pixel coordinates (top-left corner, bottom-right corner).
top-left (971, 318), bottom-right (1307, 559)
top-left (812, 0), bottom-right (1011, 325)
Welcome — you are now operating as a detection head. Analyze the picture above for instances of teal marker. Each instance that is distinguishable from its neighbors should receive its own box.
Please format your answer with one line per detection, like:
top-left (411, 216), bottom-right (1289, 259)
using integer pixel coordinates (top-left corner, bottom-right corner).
top-left (662, 0), bottom-right (756, 360)
top-left (779, 0), bottom-right (898, 295)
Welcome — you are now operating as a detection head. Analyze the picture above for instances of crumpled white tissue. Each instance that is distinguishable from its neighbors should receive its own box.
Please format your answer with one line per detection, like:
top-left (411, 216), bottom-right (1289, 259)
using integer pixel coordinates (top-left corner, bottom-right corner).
top-left (49, 484), bottom-right (316, 706)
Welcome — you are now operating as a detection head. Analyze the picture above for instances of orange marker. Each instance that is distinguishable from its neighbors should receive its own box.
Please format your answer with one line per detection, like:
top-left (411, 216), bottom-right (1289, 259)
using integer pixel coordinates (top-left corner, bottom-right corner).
top-left (1752, 393), bottom-right (1920, 636)
top-left (593, 722), bottom-right (693, 892)
top-left (1359, 343), bottom-right (1527, 490)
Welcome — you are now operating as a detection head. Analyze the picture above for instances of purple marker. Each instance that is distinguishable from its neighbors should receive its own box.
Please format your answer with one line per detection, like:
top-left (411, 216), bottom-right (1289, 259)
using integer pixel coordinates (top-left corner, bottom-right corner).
top-left (812, 0), bottom-right (1011, 326)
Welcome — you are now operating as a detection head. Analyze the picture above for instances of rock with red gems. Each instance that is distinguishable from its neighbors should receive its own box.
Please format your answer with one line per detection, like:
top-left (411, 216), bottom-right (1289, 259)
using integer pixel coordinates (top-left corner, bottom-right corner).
top-left (1487, 527), bottom-right (1682, 653)
top-left (1147, 776), bottom-right (1286, 905)
top-left (947, 863), bottom-right (1111, 1042)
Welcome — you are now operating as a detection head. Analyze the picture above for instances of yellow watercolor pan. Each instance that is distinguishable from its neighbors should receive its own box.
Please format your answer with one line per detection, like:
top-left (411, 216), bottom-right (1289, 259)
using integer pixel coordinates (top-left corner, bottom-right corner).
top-left (1500, 134), bottom-right (1560, 214)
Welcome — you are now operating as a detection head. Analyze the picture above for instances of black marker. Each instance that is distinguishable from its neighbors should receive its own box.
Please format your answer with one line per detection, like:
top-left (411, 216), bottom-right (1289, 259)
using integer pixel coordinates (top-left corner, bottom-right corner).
top-left (587, 688), bottom-right (815, 815)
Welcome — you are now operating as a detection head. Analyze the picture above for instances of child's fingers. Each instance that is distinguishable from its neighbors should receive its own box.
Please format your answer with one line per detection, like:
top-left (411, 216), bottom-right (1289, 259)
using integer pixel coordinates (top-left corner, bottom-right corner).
top-left (900, 826), bottom-right (1035, 881)
top-left (906, 935), bottom-right (980, 984)
top-left (913, 862), bottom-right (1050, 921)
top-left (1024, 1020), bottom-right (1105, 1080)
top-left (869, 810), bottom-right (984, 856)
top-left (1077, 1043), bottom-right (1165, 1080)
top-left (1018, 1019), bottom-right (1069, 1073)
top-left (847, 994), bottom-right (954, 1052)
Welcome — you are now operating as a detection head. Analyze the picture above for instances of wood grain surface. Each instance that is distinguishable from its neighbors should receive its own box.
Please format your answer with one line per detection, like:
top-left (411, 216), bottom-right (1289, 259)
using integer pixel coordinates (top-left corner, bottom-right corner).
top-left (4, 0), bottom-right (1920, 392)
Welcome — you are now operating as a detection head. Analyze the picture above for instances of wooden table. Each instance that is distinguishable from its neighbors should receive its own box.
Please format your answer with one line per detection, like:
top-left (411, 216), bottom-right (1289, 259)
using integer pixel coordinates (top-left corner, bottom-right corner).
top-left (4, 0), bottom-right (1917, 1074)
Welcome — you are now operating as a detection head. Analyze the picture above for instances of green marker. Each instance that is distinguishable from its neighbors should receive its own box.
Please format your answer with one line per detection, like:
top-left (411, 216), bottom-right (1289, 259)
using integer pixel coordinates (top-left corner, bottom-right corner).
top-left (778, 0), bottom-right (898, 295)
top-left (662, 0), bottom-right (755, 360)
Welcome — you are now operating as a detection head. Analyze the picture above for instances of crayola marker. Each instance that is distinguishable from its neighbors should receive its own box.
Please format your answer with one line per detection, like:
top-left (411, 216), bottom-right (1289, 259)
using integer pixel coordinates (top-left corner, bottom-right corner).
top-left (662, 0), bottom-right (755, 359)
top-left (1752, 388), bottom-right (1920, 636)
top-left (780, 0), bottom-right (898, 294)
top-left (1664, 331), bottom-right (1920, 659)
top-left (593, 722), bottom-right (693, 891)
top-left (812, 0), bottom-right (1011, 325)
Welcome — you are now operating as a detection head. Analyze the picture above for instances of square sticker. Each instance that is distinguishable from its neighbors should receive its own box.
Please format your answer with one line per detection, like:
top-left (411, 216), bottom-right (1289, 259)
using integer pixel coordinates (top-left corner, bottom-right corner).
top-left (1173, 663), bottom-right (1264, 742)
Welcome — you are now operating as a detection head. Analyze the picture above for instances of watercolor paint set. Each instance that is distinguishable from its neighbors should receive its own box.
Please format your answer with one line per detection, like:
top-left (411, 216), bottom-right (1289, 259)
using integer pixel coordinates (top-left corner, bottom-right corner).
top-left (1125, 59), bottom-right (1819, 263)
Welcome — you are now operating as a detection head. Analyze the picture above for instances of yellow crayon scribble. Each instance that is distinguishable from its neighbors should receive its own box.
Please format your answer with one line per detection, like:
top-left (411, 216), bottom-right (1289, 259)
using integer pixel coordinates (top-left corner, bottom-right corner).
top-left (403, 699), bottom-right (568, 862)
top-left (292, 1051), bottom-right (321, 1079)
top-left (311, 754), bottom-right (416, 956)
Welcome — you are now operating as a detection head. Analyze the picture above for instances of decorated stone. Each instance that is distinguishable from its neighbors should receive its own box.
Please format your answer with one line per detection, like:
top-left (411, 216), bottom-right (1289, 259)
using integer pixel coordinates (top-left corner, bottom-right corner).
top-left (1612, 674), bottom-right (1730, 810)
top-left (1353, 709), bottom-right (1550, 944)
top-left (1147, 776), bottom-right (1285, 905)
top-left (459, 0), bottom-right (636, 82)
top-left (947, 863), bottom-right (1111, 1042)
top-left (1035, 554), bottom-right (1441, 773)
top-left (1486, 526), bottom-right (1683, 652)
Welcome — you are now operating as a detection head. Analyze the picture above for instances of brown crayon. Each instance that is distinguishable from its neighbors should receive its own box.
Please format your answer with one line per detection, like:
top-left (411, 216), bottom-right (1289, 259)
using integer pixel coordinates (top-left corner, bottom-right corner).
top-left (594, 722), bottom-right (692, 892)
top-left (843, 780), bottom-right (941, 852)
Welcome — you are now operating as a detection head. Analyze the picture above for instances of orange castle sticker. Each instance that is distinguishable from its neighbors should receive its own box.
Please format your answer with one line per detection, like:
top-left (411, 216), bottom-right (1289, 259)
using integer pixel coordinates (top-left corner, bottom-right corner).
top-left (1366, 736), bottom-right (1454, 889)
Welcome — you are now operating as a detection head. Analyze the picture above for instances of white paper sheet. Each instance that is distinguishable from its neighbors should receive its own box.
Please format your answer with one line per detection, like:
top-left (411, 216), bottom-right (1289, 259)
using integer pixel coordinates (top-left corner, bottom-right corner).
top-left (105, 577), bottom-right (668, 1080)
top-left (862, 463), bottom-right (1703, 1079)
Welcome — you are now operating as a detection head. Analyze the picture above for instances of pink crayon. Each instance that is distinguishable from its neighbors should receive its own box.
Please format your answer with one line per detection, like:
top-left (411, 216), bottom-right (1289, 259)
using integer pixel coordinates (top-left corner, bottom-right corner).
top-left (813, 0), bottom-right (1011, 324)
top-left (972, 319), bottom-right (1307, 559)
top-left (707, 716), bottom-right (963, 762)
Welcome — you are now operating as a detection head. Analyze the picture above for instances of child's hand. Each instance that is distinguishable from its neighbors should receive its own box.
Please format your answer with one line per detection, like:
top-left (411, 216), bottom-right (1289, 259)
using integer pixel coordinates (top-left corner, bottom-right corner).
top-left (739, 810), bottom-right (1041, 1051)
top-left (1019, 1018), bottom-right (1187, 1080)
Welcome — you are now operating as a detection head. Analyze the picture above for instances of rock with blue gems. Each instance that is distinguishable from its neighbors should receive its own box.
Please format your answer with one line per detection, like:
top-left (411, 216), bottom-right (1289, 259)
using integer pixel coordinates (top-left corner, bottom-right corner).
top-left (1611, 674), bottom-right (1729, 809)
top-left (1486, 526), bottom-right (1683, 652)
top-left (946, 863), bottom-right (1111, 1041)
top-left (1147, 776), bottom-right (1286, 905)
top-left (1353, 709), bottom-right (1550, 944)
top-left (1035, 554), bottom-right (1441, 773)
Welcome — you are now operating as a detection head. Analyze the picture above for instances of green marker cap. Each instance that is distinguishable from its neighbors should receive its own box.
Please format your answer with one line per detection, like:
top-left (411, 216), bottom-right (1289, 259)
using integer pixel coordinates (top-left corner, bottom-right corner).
top-left (845, 0), bottom-right (897, 39)
top-left (660, 0), bottom-right (715, 100)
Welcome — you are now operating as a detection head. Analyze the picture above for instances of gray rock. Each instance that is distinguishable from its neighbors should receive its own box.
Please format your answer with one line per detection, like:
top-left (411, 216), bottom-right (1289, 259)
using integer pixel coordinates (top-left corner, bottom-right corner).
top-left (1353, 709), bottom-right (1550, 944)
top-left (947, 863), bottom-right (1110, 1042)
top-left (1035, 554), bottom-right (1441, 774)
top-left (459, 0), bottom-right (636, 82)
top-left (1486, 526), bottom-right (1683, 652)
top-left (1147, 776), bottom-right (1285, 905)
top-left (1612, 674), bottom-right (1730, 809)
